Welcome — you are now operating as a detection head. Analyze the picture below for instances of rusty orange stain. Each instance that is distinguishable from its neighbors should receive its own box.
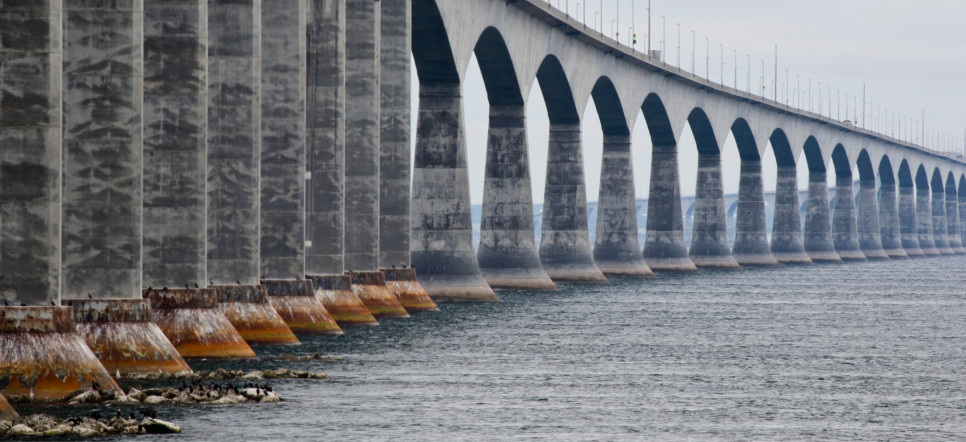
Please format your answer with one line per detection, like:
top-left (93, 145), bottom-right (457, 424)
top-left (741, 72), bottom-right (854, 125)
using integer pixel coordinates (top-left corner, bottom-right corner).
top-left (145, 289), bottom-right (256, 359)
top-left (382, 268), bottom-right (439, 312)
top-left (346, 271), bottom-right (410, 319)
top-left (263, 280), bottom-right (343, 335)
top-left (214, 284), bottom-right (301, 345)
top-left (307, 275), bottom-right (379, 326)
top-left (0, 391), bottom-right (16, 420)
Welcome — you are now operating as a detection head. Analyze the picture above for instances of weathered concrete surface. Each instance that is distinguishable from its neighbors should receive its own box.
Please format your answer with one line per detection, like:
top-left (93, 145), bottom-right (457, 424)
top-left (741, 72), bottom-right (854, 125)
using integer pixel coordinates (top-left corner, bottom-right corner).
top-left (770, 166), bottom-right (811, 263)
top-left (305, 0), bottom-right (346, 275)
top-left (142, 0), bottom-right (208, 288)
top-left (0, 1), bottom-right (63, 306)
top-left (260, 0), bottom-right (307, 279)
top-left (0, 392), bottom-right (16, 420)
top-left (344, 0), bottom-right (381, 272)
top-left (932, 187), bottom-right (954, 255)
top-left (346, 271), bottom-right (409, 319)
top-left (643, 143), bottom-right (698, 271)
top-left (479, 106), bottom-right (558, 288)
top-left (539, 124), bottom-right (609, 282)
top-left (379, 0), bottom-right (412, 268)
top-left (732, 160), bottom-right (779, 266)
top-left (877, 179), bottom-right (907, 258)
top-left (214, 284), bottom-right (300, 346)
top-left (262, 279), bottom-right (342, 335)
top-left (411, 83), bottom-right (498, 301)
top-left (0, 307), bottom-right (122, 401)
top-left (146, 289), bottom-right (256, 359)
top-left (899, 184), bottom-right (924, 257)
top-left (856, 179), bottom-right (888, 259)
top-left (916, 184), bottom-right (940, 256)
top-left (71, 299), bottom-right (192, 377)
top-left (689, 154), bottom-right (740, 269)
top-left (803, 172), bottom-right (841, 262)
top-left (308, 275), bottom-right (378, 326)
top-left (62, 0), bottom-right (144, 300)
top-left (832, 178), bottom-right (866, 260)
top-left (382, 268), bottom-right (438, 312)
top-left (207, 0), bottom-right (261, 285)
top-left (945, 186), bottom-right (964, 253)
top-left (959, 186), bottom-right (966, 253)
top-left (593, 135), bottom-right (654, 277)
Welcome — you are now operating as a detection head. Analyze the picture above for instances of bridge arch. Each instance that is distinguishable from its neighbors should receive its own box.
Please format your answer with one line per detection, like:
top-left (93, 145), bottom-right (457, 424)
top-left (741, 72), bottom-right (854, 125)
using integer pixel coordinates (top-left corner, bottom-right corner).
top-left (687, 108), bottom-right (720, 156)
top-left (855, 150), bottom-right (875, 182)
top-left (590, 77), bottom-right (629, 136)
top-left (878, 156), bottom-right (896, 186)
top-left (535, 55), bottom-right (580, 125)
top-left (830, 144), bottom-right (852, 179)
top-left (641, 93), bottom-right (676, 146)
top-left (473, 27), bottom-right (523, 106)
top-left (802, 136), bottom-right (826, 174)
top-left (412, 0), bottom-right (460, 85)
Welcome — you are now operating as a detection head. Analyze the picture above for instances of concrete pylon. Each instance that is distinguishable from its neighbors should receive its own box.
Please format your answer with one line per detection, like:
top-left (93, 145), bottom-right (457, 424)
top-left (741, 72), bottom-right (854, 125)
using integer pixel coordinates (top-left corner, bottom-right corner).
top-left (856, 179), bottom-right (888, 259)
top-left (411, 82), bottom-right (498, 301)
top-left (643, 143), bottom-right (698, 271)
top-left (479, 106), bottom-right (559, 289)
top-left (916, 184), bottom-right (940, 255)
top-left (832, 178), bottom-right (866, 260)
top-left (689, 153), bottom-right (740, 269)
top-left (958, 186), bottom-right (966, 253)
top-left (803, 171), bottom-right (841, 261)
top-left (215, 285), bottom-right (300, 345)
top-left (61, 0), bottom-right (190, 374)
top-left (0, 392), bottom-right (16, 421)
top-left (733, 160), bottom-right (779, 266)
top-left (264, 279), bottom-right (343, 334)
top-left (931, 187), bottom-right (954, 255)
top-left (770, 166), bottom-right (811, 263)
top-left (345, 272), bottom-right (409, 319)
top-left (308, 275), bottom-right (378, 326)
top-left (877, 178), bottom-right (907, 258)
top-left (540, 124), bottom-right (609, 282)
top-left (593, 134), bottom-right (653, 277)
top-left (945, 187), bottom-right (965, 253)
top-left (898, 184), bottom-right (925, 257)
top-left (146, 289), bottom-right (255, 358)
top-left (0, 0), bottom-right (122, 400)
top-left (381, 268), bottom-right (438, 312)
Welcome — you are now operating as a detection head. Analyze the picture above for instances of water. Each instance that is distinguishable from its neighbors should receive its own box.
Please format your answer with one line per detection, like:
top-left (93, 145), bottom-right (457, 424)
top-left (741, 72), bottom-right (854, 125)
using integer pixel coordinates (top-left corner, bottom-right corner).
top-left (35, 255), bottom-right (966, 440)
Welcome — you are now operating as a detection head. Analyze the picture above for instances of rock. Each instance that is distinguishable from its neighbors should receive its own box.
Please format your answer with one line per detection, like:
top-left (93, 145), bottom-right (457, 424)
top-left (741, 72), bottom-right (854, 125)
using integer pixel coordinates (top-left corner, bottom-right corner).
top-left (140, 417), bottom-right (181, 434)
top-left (259, 392), bottom-right (281, 403)
top-left (214, 394), bottom-right (246, 405)
top-left (143, 395), bottom-right (171, 405)
top-left (141, 387), bottom-right (165, 397)
top-left (68, 390), bottom-right (102, 404)
top-left (7, 424), bottom-right (36, 437)
top-left (241, 371), bottom-right (264, 380)
top-left (112, 394), bottom-right (141, 405)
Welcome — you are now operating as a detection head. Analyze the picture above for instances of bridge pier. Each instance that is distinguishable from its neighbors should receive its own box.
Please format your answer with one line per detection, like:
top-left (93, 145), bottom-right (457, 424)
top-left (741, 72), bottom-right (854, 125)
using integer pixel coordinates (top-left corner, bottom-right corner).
top-left (733, 159), bottom-right (779, 266)
top-left (878, 177), bottom-right (907, 258)
top-left (916, 183), bottom-right (940, 255)
top-left (215, 284), bottom-right (300, 345)
top-left (478, 106), bottom-right (558, 289)
top-left (945, 187), bottom-right (965, 253)
top-left (346, 271), bottom-right (409, 319)
top-left (804, 171), bottom-right (841, 261)
top-left (856, 179), bottom-right (888, 259)
top-left (770, 166), bottom-right (811, 263)
top-left (643, 143), bottom-right (698, 271)
top-left (382, 268), bottom-right (439, 311)
top-left (539, 124), bottom-right (608, 282)
top-left (593, 135), bottom-right (654, 277)
top-left (931, 186), bottom-right (954, 255)
top-left (689, 154), bottom-right (740, 268)
top-left (832, 178), bottom-right (866, 260)
top-left (264, 279), bottom-right (344, 333)
top-left (411, 83), bottom-right (498, 301)
top-left (899, 182), bottom-right (924, 256)
top-left (146, 288), bottom-right (255, 358)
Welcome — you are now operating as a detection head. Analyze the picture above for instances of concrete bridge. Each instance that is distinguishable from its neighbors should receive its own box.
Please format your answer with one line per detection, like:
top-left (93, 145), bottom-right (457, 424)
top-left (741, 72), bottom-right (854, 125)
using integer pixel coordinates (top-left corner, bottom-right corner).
top-left (0, 0), bottom-right (963, 405)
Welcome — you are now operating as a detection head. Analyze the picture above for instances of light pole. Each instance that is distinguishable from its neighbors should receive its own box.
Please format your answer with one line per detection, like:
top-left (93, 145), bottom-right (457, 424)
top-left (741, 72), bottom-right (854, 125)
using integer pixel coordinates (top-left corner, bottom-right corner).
top-left (760, 59), bottom-right (764, 98)
top-left (719, 44), bottom-right (723, 85)
top-left (594, 12), bottom-right (599, 32)
top-left (691, 30), bottom-right (695, 74)
top-left (818, 82), bottom-right (821, 117)
top-left (733, 50), bottom-right (737, 89)
top-left (676, 23), bottom-right (680, 68)
top-left (746, 54), bottom-right (750, 92)
top-left (577, 2), bottom-right (581, 23)
top-left (705, 37), bottom-right (709, 80)
top-left (661, 16), bottom-right (665, 62)
top-left (628, 26), bottom-right (633, 47)
top-left (611, 20), bottom-right (615, 39)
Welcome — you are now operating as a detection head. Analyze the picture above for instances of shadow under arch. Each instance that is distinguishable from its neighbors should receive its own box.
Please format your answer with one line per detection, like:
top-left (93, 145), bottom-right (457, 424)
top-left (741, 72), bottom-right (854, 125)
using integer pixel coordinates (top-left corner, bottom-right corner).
top-left (590, 76), bottom-right (629, 136)
top-left (730, 118), bottom-right (760, 161)
top-left (830, 144), bottom-right (852, 179)
top-left (473, 27), bottom-right (523, 106)
top-left (687, 108), bottom-right (720, 156)
top-left (855, 150), bottom-right (875, 182)
top-left (535, 55), bottom-right (579, 125)
top-left (878, 156), bottom-right (896, 186)
top-left (640, 93), bottom-right (675, 146)
top-left (412, 0), bottom-right (460, 85)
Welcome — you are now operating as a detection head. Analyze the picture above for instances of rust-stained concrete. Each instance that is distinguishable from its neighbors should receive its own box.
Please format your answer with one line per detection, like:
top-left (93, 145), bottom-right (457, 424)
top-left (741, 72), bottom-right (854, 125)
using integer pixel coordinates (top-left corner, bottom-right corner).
top-left (308, 275), bottom-right (378, 326)
top-left (0, 392), bottom-right (16, 420)
top-left (382, 268), bottom-right (438, 312)
top-left (345, 272), bottom-right (409, 319)
top-left (263, 279), bottom-right (344, 334)
top-left (146, 289), bottom-right (255, 359)
top-left (214, 285), bottom-right (300, 346)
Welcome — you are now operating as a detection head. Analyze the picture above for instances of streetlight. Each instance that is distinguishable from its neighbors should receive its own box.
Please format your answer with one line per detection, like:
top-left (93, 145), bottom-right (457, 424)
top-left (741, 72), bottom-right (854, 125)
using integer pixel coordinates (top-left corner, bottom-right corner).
top-left (594, 12), bottom-right (599, 32)
top-left (733, 50), bottom-right (737, 90)
top-left (611, 20), bottom-right (616, 39)
top-left (691, 30), bottom-right (695, 74)
top-left (576, 2), bottom-right (581, 22)
top-left (746, 54), bottom-right (750, 92)
top-left (676, 23), bottom-right (680, 68)
top-left (661, 16), bottom-right (665, 62)
top-left (719, 44), bottom-right (723, 85)
top-left (705, 37), bottom-right (709, 80)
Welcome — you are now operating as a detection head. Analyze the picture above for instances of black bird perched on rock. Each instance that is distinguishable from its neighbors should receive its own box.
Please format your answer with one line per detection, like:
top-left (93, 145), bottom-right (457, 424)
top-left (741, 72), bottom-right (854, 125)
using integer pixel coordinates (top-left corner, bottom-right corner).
top-left (50, 300), bottom-right (55, 306)
top-left (194, 283), bottom-right (199, 288)
top-left (88, 293), bottom-right (92, 299)
top-left (3, 300), bottom-right (7, 306)
top-left (90, 411), bottom-right (102, 420)
top-left (116, 408), bottom-right (122, 418)
top-left (185, 283), bottom-right (190, 290)
top-left (129, 413), bottom-right (136, 420)
top-left (236, 280), bottom-right (241, 285)
top-left (138, 407), bottom-right (158, 419)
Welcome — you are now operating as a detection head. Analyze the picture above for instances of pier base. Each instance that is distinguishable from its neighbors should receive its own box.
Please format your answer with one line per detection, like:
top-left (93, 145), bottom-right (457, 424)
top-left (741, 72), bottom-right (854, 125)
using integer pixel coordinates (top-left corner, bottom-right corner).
top-left (214, 285), bottom-right (300, 345)
top-left (0, 307), bottom-right (121, 401)
top-left (145, 289), bottom-right (255, 359)
top-left (381, 268), bottom-right (438, 312)
top-left (0, 392), bottom-right (15, 420)
top-left (263, 280), bottom-right (344, 334)
top-left (307, 275), bottom-right (378, 326)
top-left (346, 272), bottom-right (410, 319)
top-left (71, 299), bottom-right (191, 378)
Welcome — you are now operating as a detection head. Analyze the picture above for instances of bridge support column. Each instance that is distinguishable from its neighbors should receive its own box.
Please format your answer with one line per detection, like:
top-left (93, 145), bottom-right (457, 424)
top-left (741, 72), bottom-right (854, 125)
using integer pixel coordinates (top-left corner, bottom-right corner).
top-left (346, 271), bottom-right (409, 318)
top-left (878, 178), bottom-right (907, 257)
top-left (832, 178), bottom-right (866, 260)
top-left (916, 185), bottom-right (940, 255)
top-left (643, 143), bottom-right (698, 271)
top-left (539, 124), bottom-right (608, 282)
top-left (770, 166), bottom-right (811, 263)
top-left (733, 159), bottom-right (779, 266)
top-left (959, 189), bottom-right (966, 253)
top-left (478, 106), bottom-right (558, 289)
top-left (932, 187), bottom-right (954, 255)
top-left (411, 83), bottom-right (498, 301)
top-left (146, 289), bottom-right (255, 358)
top-left (308, 275), bottom-right (377, 325)
top-left (857, 179), bottom-right (888, 259)
top-left (804, 171), bottom-right (840, 261)
top-left (215, 285), bottom-right (300, 345)
top-left (0, 393), bottom-right (16, 421)
top-left (899, 183), bottom-right (924, 256)
top-left (264, 279), bottom-right (344, 333)
top-left (593, 135), bottom-right (654, 277)
top-left (689, 154), bottom-right (740, 268)
top-left (381, 268), bottom-right (438, 311)
top-left (946, 188), bottom-right (964, 253)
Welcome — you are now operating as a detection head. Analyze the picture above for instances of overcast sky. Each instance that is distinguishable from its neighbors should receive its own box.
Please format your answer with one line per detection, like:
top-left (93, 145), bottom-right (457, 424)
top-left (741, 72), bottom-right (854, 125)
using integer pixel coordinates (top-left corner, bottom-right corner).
top-left (411, 0), bottom-right (966, 204)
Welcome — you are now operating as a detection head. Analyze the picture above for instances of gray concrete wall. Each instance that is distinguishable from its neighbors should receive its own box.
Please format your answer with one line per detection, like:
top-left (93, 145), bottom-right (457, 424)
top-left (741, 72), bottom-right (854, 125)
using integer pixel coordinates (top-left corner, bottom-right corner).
top-left (62, 1), bottom-right (143, 299)
top-left (643, 143), bottom-right (695, 271)
top-left (856, 179), bottom-right (886, 258)
top-left (379, 0), bottom-right (412, 268)
top-left (207, 0), bottom-right (261, 285)
top-left (305, 0), bottom-right (345, 275)
top-left (593, 134), bottom-right (651, 276)
top-left (260, 0), bottom-right (307, 280)
top-left (770, 166), bottom-right (809, 263)
top-left (803, 171), bottom-right (839, 261)
top-left (343, 0), bottom-right (380, 272)
top-left (0, 1), bottom-right (63, 305)
top-left (142, 0), bottom-right (208, 288)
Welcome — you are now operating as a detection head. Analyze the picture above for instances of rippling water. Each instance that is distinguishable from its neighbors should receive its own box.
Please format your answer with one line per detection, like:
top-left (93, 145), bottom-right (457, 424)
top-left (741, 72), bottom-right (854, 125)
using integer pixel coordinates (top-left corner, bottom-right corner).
top-left (27, 255), bottom-right (966, 440)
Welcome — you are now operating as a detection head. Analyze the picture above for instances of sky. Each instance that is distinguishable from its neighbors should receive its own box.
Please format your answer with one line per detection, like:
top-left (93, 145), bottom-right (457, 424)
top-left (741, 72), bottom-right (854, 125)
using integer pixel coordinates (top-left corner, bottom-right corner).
top-left (410, 0), bottom-right (966, 204)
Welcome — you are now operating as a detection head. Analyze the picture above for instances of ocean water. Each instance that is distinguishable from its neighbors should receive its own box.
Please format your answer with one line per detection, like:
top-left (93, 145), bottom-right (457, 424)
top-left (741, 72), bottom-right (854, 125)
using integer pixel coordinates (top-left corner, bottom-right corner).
top-left (33, 255), bottom-right (966, 440)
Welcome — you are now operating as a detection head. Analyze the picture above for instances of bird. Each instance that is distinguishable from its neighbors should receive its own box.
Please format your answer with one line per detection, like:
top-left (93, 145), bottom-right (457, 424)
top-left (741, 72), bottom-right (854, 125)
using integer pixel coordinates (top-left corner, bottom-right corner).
top-left (87, 293), bottom-right (92, 299)
top-left (194, 283), bottom-right (199, 288)
top-left (19, 302), bottom-right (25, 307)
top-left (116, 408), bottom-right (122, 418)
top-left (236, 280), bottom-right (241, 285)
top-left (3, 300), bottom-right (7, 307)
top-left (209, 279), bottom-right (213, 285)
top-left (49, 300), bottom-right (55, 306)
top-left (185, 283), bottom-right (190, 290)
top-left (391, 265), bottom-right (396, 269)
top-left (162, 287), bottom-right (168, 291)
top-left (147, 286), bottom-right (152, 292)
